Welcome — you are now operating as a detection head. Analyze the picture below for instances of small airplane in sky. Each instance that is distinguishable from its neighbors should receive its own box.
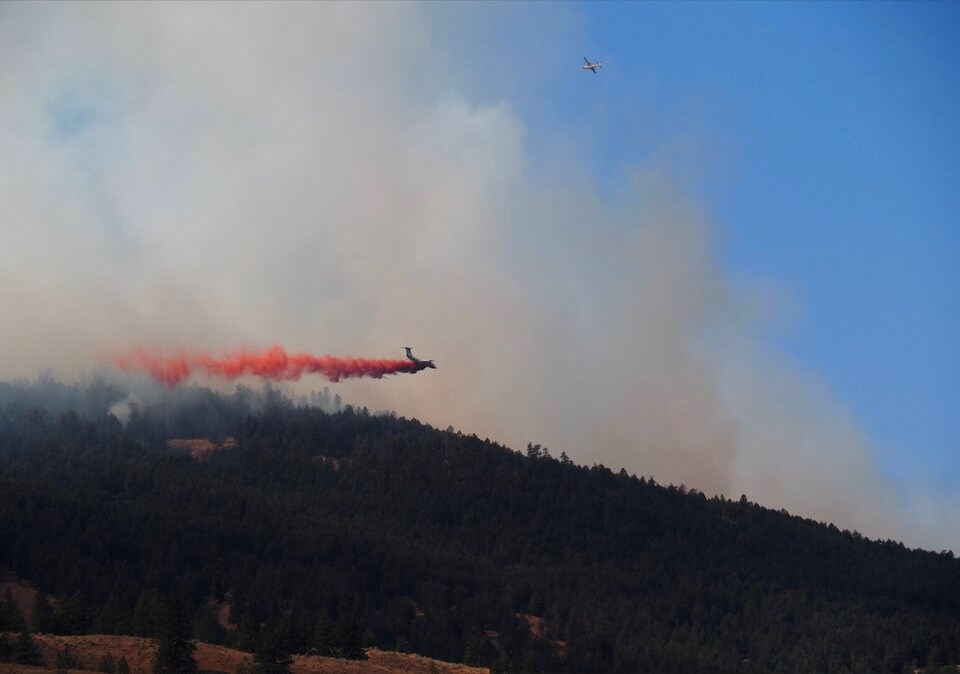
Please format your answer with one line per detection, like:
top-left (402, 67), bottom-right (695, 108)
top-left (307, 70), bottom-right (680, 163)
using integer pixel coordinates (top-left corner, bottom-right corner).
top-left (404, 347), bottom-right (437, 369)
top-left (582, 56), bottom-right (603, 74)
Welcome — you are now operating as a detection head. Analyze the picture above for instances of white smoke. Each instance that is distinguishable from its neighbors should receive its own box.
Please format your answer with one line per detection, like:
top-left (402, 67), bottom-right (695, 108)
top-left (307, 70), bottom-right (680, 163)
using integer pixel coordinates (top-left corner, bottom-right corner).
top-left (108, 394), bottom-right (141, 425)
top-left (0, 2), bottom-right (953, 550)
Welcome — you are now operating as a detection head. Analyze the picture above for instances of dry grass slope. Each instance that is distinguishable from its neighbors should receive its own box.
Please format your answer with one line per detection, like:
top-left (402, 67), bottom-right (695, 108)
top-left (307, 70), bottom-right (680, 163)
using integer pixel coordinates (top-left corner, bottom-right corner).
top-left (0, 634), bottom-right (488, 674)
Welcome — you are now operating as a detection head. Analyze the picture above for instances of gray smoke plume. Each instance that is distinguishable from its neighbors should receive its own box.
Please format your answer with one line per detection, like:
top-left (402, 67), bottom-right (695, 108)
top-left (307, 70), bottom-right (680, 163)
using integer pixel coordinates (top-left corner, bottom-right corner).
top-left (0, 2), bottom-right (953, 549)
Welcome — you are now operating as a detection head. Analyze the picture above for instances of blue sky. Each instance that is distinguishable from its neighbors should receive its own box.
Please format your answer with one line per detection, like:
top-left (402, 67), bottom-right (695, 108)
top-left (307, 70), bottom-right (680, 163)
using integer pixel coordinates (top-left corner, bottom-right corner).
top-left (438, 1), bottom-right (960, 492)
top-left (597, 1), bottom-right (960, 489)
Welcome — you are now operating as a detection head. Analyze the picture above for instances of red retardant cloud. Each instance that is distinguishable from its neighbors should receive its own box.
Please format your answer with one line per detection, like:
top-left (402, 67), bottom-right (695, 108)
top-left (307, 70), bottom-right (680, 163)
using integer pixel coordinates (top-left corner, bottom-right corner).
top-left (114, 345), bottom-right (429, 386)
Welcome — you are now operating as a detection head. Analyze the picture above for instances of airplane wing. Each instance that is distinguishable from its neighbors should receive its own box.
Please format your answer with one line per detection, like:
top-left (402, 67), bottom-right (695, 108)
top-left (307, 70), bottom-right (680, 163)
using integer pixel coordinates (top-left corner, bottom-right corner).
top-left (590, 66), bottom-right (597, 74)
top-left (584, 56), bottom-right (590, 65)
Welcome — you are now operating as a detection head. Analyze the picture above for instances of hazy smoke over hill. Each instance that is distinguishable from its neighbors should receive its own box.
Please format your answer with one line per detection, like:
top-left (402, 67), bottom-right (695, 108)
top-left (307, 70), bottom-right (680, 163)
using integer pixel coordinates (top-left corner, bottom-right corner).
top-left (0, 3), bottom-right (954, 549)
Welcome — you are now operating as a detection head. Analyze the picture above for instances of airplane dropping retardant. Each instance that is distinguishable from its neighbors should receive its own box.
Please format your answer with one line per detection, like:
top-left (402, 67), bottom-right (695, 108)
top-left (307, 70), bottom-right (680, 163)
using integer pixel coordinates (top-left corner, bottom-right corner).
top-left (582, 56), bottom-right (603, 73)
top-left (404, 347), bottom-right (437, 369)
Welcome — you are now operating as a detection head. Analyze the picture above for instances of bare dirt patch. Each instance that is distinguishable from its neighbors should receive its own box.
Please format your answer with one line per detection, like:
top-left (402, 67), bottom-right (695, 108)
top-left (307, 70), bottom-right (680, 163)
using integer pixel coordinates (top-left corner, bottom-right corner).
top-left (516, 613), bottom-right (546, 640)
top-left (313, 455), bottom-right (342, 472)
top-left (515, 613), bottom-right (565, 655)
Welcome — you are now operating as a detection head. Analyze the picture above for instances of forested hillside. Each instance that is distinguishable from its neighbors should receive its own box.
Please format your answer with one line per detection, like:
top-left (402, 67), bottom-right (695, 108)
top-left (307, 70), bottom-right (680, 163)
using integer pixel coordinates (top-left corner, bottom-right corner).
top-left (1, 378), bottom-right (958, 672)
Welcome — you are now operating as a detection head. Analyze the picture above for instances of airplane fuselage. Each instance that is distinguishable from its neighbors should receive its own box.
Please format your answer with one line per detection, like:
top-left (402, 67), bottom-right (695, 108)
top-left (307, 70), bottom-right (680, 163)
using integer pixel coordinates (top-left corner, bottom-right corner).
top-left (404, 347), bottom-right (437, 369)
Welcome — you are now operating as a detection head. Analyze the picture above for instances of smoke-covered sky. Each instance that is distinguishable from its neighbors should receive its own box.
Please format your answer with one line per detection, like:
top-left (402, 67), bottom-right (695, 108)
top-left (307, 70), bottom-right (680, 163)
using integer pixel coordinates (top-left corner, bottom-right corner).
top-left (1, 2), bottom-right (957, 550)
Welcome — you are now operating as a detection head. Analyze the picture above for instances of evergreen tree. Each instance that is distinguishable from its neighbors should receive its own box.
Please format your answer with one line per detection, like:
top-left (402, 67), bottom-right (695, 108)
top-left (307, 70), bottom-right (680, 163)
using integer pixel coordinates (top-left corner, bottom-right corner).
top-left (0, 633), bottom-right (12, 663)
top-left (193, 604), bottom-right (226, 645)
top-left (253, 626), bottom-right (293, 674)
top-left (491, 653), bottom-right (515, 674)
top-left (13, 629), bottom-right (42, 666)
top-left (0, 588), bottom-right (25, 631)
top-left (153, 600), bottom-right (197, 674)
top-left (98, 652), bottom-right (117, 673)
top-left (132, 591), bottom-right (162, 638)
top-left (92, 596), bottom-right (123, 635)
top-left (55, 646), bottom-right (79, 672)
top-left (521, 649), bottom-right (540, 673)
top-left (312, 615), bottom-right (335, 657)
top-left (55, 591), bottom-right (88, 635)
top-left (236, 607), bottom-right (259, 653)
top-left (32, 591), bottom-right (54, 633)
top-left (463, 637), bottom-right (481, 665)
top-left (334, 616), bottom-right (366, 660)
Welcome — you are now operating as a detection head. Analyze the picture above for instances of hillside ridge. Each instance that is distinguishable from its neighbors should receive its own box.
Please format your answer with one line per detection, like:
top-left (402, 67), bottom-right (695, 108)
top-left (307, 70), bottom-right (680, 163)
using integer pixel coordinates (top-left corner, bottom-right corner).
top-left (1, 379), bottom-right (958, 672)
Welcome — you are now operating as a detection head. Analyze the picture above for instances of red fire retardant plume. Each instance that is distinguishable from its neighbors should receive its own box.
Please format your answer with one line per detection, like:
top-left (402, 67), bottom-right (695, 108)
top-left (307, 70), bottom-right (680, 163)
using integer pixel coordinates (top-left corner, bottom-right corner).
top-left (114, 345), bottom-right (429, 386)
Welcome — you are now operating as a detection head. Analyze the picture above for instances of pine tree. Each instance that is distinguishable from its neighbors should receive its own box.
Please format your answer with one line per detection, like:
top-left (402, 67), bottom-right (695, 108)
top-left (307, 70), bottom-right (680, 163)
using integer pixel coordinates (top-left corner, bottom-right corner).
top-left (253, 626), bottom-right (293, 674)
top-left (334, 616), bottom-right (365, 661)
top-left (153, 600), bottom-right (196, 674)
top-left (132, 591), bottom-right (162, 638)
top-left (0, 633), bottom-right (13, 662)
top-left (13, 629), bottom-right (42, 666)
top-left (312, 615), bottom-right (335, 657)
top-left (93, 596), bottom-right (122, 635)
top-left (98, 653), bottom-right (116, 673)
top-left (236, 607), bottom-right (259, 653)
top-left (463, 637), bottom-right (481, 665)
top-left (491, 653), bottom-right (515, 674)
top-left (0, 589), bottom-right (25, 631)
top-left (193, 604), bottom-right (226, 645)
top-left (55, 645), bottom-right (78, 671)
top-left (522, 649), bottom-right (540, 673)
top-left (56, 591), bottom-right (88, 635)
top-left (32, 592), bottom-right (54, 633)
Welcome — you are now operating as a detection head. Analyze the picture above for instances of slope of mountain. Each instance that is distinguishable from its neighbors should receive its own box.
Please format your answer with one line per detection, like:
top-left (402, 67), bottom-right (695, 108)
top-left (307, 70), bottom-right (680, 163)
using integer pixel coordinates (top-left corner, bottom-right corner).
top-left (0, 379), bottom-right (958, 672)
top-left (0, 633), bottom-right (483, 674)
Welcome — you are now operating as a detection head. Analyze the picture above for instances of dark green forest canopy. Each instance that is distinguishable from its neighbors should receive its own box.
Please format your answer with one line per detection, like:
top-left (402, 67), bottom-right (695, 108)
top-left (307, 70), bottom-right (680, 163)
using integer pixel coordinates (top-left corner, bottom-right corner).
top-left (0, 378), bottom-right (958, 673)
